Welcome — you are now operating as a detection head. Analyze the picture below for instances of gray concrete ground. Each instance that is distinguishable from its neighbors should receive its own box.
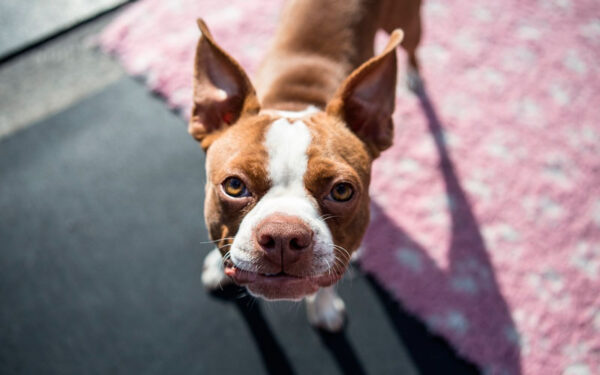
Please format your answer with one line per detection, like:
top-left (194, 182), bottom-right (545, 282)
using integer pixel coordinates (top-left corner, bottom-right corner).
top-left (0, 0), bottom-right (128, 58)
top-left (0, 7), bottom-right (480, 375)
top-left (0, 13), bottom-right (125, 139)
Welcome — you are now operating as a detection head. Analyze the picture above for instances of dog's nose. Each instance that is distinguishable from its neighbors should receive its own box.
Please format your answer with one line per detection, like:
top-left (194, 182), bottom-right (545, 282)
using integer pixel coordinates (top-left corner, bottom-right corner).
top-left (255, 214), bottom-right (313, 268)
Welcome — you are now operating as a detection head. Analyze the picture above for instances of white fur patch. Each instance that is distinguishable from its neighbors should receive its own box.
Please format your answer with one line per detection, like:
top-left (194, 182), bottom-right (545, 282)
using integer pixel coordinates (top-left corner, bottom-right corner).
top-left (261, 105), bottom-right (320, 119)
top-left (264, 118), bottom-right (312, 188)
top-left (201, 247), bottom-right (232, 290)
top-left (306, 286), bottom-right (346, 331)
top-left (229, 117), bottom-right (334, 274)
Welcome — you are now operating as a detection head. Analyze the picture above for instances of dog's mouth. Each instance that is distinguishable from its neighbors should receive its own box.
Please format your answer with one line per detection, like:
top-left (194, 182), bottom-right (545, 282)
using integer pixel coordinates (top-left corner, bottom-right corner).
top-left (223, 259), bottom-right (342, 300)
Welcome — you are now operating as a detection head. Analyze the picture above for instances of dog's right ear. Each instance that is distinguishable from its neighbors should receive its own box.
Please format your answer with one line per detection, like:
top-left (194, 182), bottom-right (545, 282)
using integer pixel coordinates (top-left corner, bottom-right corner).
top-left (189, 19), bottom-right (260, 149)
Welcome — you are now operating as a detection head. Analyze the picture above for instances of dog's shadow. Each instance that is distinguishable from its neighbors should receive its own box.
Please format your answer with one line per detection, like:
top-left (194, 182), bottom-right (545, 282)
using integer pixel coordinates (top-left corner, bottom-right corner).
top-left (210, 283), bottom-right (368, 375)
top-left (360, 86), bottom-right (522, 374)
top-left (209, 285), bottom-right (298, 375)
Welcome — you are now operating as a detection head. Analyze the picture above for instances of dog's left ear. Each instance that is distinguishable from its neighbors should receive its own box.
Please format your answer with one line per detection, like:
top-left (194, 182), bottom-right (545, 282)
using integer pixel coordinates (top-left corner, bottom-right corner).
top-left (326, 30), bottom-right (403, 157)
top-left (190, 19), bottom-right (260, 149)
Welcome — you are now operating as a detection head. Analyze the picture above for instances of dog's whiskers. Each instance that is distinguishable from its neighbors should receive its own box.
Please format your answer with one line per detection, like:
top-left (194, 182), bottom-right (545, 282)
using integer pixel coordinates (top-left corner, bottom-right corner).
top-left (318, 214), bottom-right (339, 222)
top-left (198, 236), bottom-right (235, 245)
top-left (219, 243), bottom-right (233, 251)
top-left (332, 244), bottom-right (351, 264)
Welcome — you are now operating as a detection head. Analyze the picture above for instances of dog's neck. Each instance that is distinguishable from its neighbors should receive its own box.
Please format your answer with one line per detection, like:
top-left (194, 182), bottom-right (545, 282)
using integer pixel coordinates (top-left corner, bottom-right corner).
top-left (255, 0), bottom-right (383, 111)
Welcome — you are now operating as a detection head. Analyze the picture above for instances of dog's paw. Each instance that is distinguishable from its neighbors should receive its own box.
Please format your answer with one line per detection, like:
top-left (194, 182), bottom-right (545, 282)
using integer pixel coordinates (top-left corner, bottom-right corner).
top-left (350, 246), bottom-right (363, 264)
top-left (406, 66), bottom-right (424, 93)
top-left (306, 287), bottom-right (346, 332)
top-left (201, 248), bottom-right (232, 291)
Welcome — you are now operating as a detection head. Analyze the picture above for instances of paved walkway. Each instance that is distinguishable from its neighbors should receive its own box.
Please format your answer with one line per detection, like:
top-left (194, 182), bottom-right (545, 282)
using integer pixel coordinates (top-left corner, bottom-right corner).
top-left (0, 0), bottom-right (128, 58)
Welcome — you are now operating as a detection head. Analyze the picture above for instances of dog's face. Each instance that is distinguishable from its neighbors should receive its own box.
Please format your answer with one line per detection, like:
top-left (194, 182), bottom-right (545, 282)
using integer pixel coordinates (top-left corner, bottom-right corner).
top-left (204, 111), bottom-right (372, 300)
top-left (190, 20), bottom-right (402, 300)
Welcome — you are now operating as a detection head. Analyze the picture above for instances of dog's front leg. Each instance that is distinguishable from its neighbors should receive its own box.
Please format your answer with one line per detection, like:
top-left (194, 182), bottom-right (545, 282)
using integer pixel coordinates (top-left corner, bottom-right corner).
top-left (305, 286), bottom-right (346, 332)
top-left (201, 248), bottom-right (233, 290)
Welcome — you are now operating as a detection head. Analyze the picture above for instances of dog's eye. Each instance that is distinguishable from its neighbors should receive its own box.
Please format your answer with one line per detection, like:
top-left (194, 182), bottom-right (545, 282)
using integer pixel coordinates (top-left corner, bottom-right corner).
top-left (223, 177), bottom-right (249, 198)
top-left (329, 183), bottom-right (353, 202)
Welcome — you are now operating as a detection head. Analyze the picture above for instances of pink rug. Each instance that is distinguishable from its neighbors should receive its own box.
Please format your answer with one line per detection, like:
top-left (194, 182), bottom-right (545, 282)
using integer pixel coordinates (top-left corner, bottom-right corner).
top-left (100, 1), bottom-right (600, 373)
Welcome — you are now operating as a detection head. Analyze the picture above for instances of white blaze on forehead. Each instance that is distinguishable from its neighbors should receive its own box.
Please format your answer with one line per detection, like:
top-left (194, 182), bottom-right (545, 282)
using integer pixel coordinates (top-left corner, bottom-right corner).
top-left (264, 118), bottom-right (312, 188)
top-left (261, 105), bottom-right (320, 120)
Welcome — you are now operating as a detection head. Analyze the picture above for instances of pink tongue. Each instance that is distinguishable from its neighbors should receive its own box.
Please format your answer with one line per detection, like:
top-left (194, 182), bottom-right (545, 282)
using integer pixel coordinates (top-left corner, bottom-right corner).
top-left (225, 266), bottom-right (257, 283)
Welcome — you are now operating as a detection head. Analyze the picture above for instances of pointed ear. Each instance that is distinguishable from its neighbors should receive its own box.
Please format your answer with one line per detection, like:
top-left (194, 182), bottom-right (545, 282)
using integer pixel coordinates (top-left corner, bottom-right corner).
top-left (326, 30), bottom-right (403, 157)
top-left (189, 19), bottom-right (260, 149)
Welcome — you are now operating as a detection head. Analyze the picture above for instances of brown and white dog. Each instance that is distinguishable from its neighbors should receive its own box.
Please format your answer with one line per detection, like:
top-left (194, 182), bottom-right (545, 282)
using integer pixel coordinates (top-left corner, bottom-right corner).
top-left (190, 0), bottom-right (422, 331)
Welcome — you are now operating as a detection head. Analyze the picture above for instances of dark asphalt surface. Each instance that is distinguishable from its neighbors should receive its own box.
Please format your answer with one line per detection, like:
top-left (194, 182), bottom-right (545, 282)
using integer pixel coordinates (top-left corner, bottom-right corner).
top-left (0, 76), bottom-right (479, 375)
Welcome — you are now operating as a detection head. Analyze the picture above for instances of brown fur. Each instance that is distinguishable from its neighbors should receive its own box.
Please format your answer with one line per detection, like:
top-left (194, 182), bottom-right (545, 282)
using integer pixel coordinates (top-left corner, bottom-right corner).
top-left (203, 115), bottom-right (273, 251)
top-left (256, 0), bottom-right (421, 110)
top-left (304, 113), bottom-right (373, 266)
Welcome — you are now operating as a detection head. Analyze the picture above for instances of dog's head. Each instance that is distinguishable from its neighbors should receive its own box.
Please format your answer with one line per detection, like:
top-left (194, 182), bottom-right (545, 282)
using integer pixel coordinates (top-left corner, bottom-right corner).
top-left (190, 20), bottom-right (402, 300)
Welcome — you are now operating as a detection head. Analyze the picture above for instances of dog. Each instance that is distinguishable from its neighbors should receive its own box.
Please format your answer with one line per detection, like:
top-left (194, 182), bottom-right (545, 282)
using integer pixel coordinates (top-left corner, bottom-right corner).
top-left (190, 0), bottom-right (422, 331)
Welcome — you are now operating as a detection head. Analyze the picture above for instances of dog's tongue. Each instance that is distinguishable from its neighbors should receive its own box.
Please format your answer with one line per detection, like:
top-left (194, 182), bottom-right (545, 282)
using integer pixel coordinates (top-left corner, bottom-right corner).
top-left (224, 266), bottom-right (257, 284)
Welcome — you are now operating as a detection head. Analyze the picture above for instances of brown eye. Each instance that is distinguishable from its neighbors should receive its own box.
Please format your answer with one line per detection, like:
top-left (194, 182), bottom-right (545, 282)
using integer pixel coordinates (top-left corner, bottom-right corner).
top-left (330, 183), bottom-right (353, 202)
top-left (223, 177), bottom-right (249, 198)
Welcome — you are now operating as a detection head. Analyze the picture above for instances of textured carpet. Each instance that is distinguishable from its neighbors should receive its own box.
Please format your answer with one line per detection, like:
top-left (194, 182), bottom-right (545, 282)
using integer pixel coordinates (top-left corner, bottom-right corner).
top-left (100, 0), bottom-right (600, 373)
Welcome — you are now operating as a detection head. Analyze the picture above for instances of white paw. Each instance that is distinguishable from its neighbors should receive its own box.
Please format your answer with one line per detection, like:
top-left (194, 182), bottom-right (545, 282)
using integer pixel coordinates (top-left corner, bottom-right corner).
top-left (306, 287), bottom-right (346, 332)
top-left (201, 248), bottom-right (232, 290)
top-left (350, 246), bottom-right (363, 264)
top-left (407, 66), bottom-right (424, 93)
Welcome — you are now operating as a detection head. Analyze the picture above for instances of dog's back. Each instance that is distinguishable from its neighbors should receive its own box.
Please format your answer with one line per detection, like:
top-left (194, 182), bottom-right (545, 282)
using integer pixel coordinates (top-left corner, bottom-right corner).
top-left (256, 0), bottom-right (422, 110)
